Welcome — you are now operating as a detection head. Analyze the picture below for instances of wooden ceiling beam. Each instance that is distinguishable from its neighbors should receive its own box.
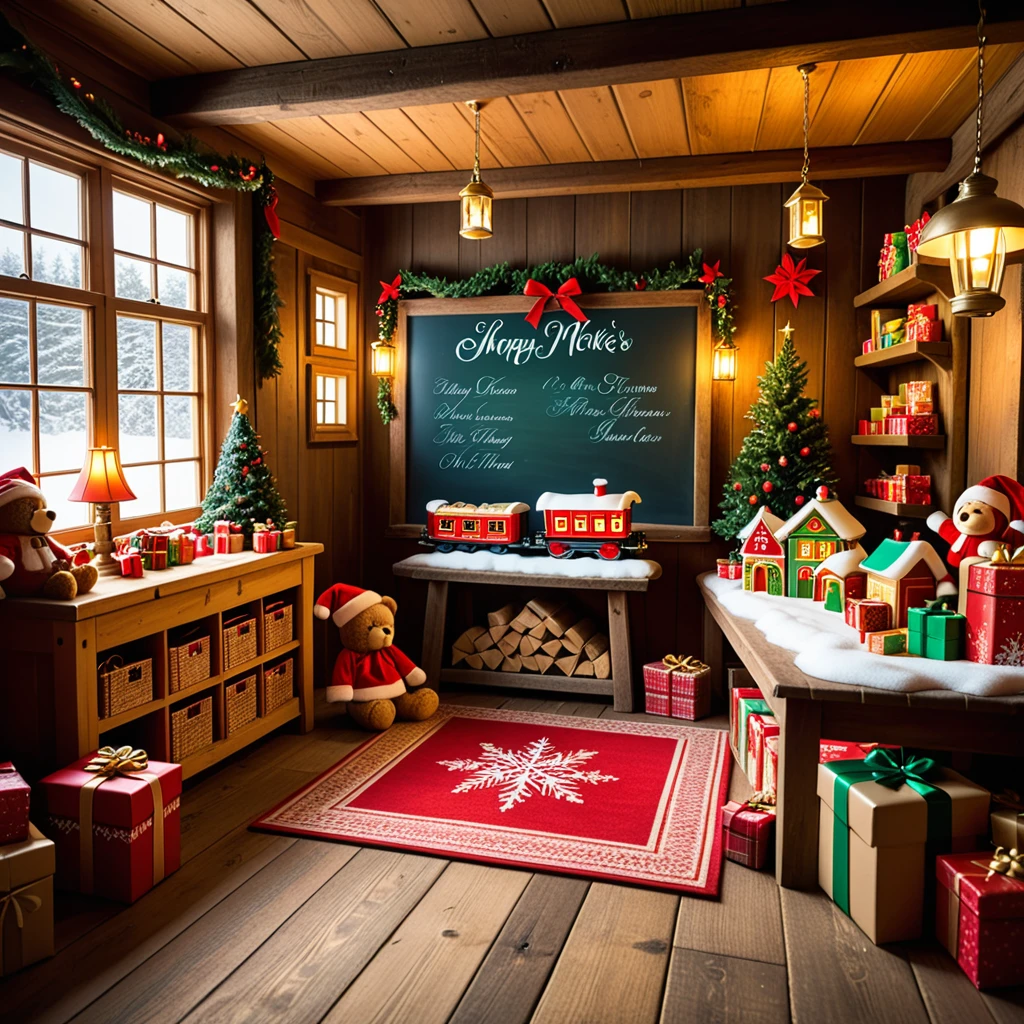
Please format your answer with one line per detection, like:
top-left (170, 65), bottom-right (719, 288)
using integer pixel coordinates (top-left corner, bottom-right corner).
top-left (151, 1), bottom-right (1024, 126)
top-left (315, 139), bottom-right (951, 206)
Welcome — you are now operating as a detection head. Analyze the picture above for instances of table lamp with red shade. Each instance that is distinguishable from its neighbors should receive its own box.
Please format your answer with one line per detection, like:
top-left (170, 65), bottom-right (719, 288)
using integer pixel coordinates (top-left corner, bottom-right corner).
top-left (69, 446), bottom-right (136, 576)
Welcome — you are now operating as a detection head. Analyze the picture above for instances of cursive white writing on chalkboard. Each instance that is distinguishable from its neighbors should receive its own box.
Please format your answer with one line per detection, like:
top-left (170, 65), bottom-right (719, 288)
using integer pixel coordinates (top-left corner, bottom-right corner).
top-left (433, 424), bottom-right (513, 449)
top-left (438, 449), bottom-right (515, 470)
top-left (456, 318), bottom-right (635, 365)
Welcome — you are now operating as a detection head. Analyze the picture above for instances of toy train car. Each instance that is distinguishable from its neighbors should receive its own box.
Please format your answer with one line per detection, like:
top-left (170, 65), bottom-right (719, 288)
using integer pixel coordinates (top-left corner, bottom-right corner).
top-left (420, 479), bottom-right (646, 561)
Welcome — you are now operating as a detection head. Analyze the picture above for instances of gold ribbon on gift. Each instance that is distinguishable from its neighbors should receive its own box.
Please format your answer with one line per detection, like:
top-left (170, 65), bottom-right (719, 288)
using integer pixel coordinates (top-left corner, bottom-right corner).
top-left (661, 655), bottom-right (709, 674)
top-left (748, 790), bottom-right (777, 813)
top-left (944, 849), bottom-right (1024, 953)
top-left (989, 544), bottom-right (1024, 565)
top-left (0, 881), bottom-right (43, 973)
top-left (988, 846), bottom-right (1024, 880)
top-left (79, 746), bottom-right (164, 895)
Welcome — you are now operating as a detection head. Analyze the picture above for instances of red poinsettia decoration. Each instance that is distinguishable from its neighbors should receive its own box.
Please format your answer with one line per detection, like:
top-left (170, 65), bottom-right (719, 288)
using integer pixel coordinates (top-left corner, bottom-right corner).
top-left (699, 260), bottom-right (723, 287)
top-left (763, 254), bottom-right (820, 308)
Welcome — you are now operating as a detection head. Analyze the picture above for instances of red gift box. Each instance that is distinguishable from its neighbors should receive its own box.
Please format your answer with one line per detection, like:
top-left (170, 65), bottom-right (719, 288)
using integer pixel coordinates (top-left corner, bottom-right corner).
top-left (213, 520), bottom-right (232, 555)
top-left (253, 530), bottom-right (277, 554)
top-left (907, 302), bottom-right (938, 321)
top-left (862, 339), bottom-right (874, 354)
top-left (845, 597), bottom-right (892, 642)
top-left (643, 657), bottom-right (710, 720)
top-left (859, 420), bottom-right (883, 435)
top-left (722, 800), bottom-right (775, 870)
top-left (716, 558), bottom-right (741, 580)
top-left (907, 414), bottom-right (939, 435)
top-left (936, 851), bottom-right (1024, 989)
top-left (116, 549), bottom-right (143, 578)
top-left (40, 748), bottom-right (181, 904)
top-left (0, 763), bottom-right (30, 845)
top-left (966, 557), bottom-right (1024, 665)
top-left (195, 534), bottom-right (213, 558)
top-left (730, 686), bottom-right (761, 753)
top-left (906, 319), bottom-right (943, 344)
top-left (746, 714), bottom-right (780, 790)
top-left (764, 735), bottom-right (778, 795)
top-left (643, 662), bottom-right (670, 716)
top-left (818, 738), bottom-right (899, 763)
top-left (885, 414), bottom-right (908, 435)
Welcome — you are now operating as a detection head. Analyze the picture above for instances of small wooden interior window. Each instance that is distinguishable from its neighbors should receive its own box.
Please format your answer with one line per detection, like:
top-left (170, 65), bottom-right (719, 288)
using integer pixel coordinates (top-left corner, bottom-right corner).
top-left (307, 362), bottom-right (356, 443)
top-left (308, 270), bottom-right (357, 362)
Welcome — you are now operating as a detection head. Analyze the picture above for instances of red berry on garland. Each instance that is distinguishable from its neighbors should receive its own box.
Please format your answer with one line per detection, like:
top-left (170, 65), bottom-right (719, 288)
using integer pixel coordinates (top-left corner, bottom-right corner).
top-left (717, 294), bottom-right (727, 308)
top-left (800, 446), bottom-right (811, 457)
top-left (778, 456), bottom-right (788, 467)
top-left (794, 495), bottom-right (805, 506)
top-left (787, 422), bottom-right (798, 432)
top-left (376, 308), bottom-right (384, 317)
top-left (748, 495), bottom-right (758, 505)
top-left (733, 482), bottom-right (742, 492)
top-left (635, 279), bottom-right (647, 291)
top-left (210, 164), bottom-right (220, 172)
top-left (808, 408), bottom-right (820, 419)
top-left (70, 77), bottom-right (81, 90)
top-left (762, 481), bottom-right (773, 493)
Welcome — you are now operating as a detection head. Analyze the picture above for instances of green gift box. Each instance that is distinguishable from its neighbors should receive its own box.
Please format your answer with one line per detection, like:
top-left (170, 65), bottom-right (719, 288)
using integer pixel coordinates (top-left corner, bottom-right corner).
top-left (908, 605), bottom-right (963, 659)
top-left (925, 635), bottom-right (961, 661)
top-left (926, 613), bottom-right (964, 641)
top-left (818, 749), bottom-right (989, 944)
top-left (737, 698), bottom-right (771, 772)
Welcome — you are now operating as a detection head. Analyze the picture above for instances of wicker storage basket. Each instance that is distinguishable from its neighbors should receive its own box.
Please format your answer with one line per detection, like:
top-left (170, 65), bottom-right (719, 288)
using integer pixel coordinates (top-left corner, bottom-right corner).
top-left (222, 612), bottom-right (257, 669)
top-left (263, 600), bottom-right (293, 652)
top-left (98, 655), bottom-right (153, 719)
top-left (170, 695), bottom-right (214, 762)
top-left (225, 674), bottom-right (257, 735)
top-left (168, 631), bottom-right (211, 693)
top-left (262, 658), bottom-right (294, 716)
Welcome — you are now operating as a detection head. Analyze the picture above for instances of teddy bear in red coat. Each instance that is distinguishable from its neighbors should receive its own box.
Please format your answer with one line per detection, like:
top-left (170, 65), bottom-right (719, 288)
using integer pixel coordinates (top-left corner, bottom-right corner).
top-left (926, 475), bottom-right (1024, 583)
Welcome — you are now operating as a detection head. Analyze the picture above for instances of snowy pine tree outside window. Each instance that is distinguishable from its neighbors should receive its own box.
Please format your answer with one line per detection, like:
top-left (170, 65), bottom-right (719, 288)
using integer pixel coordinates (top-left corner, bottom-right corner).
top-left (0, 137), bottom-right (210, 535)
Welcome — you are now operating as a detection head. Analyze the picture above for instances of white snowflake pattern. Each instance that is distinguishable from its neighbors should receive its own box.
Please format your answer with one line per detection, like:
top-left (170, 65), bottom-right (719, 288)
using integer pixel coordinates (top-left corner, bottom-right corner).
top-left (437, 736), bottom-right (619, 812)
top-left (995, 632), bottom-right (1024, 667)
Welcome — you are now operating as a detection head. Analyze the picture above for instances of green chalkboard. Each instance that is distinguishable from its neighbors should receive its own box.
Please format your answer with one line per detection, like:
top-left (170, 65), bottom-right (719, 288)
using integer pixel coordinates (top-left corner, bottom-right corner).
top-left (395, 293), bottom-right (711, 535)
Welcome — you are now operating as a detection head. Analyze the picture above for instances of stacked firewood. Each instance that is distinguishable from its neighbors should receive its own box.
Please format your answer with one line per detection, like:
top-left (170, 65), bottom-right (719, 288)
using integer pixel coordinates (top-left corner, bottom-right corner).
top-left (452, 597), bottom-right (610, 678)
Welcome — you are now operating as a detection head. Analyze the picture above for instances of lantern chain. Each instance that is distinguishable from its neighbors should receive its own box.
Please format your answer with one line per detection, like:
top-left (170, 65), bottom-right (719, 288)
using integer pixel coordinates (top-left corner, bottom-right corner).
top-left (974, 1), bottom-right (987, 175)
top-left (473, 101), bottom-right (482, 182)
top-left (799, 64), bottom-right (813, 185)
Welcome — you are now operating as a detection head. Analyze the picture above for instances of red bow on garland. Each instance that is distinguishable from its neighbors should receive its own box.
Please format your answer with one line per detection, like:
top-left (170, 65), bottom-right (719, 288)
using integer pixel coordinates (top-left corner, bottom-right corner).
top-left (523, 277), bottom-right (587, 328)
top-left (763, 253), bottom-right (820, 308)
top-left (262, 188), bottom-right (280, 239)
top-left (378, 275), bottom-right (402, 305)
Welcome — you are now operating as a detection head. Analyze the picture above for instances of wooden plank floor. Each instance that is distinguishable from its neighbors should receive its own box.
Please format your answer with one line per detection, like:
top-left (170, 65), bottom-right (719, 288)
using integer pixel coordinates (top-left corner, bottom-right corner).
top-left (4, 690), bottom-right (1023, 1024)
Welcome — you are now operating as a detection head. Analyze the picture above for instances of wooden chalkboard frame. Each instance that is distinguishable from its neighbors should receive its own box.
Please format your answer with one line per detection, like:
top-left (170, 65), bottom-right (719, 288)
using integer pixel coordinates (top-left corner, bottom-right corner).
top-left (387, 291), bottom-right (712, 543)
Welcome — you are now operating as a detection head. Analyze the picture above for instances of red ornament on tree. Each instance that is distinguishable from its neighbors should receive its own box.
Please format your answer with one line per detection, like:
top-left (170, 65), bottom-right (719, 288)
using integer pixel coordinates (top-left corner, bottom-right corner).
top-left (795, 495), bottom-right (805, 506)
top-left (800, 446), bottom-right (811, 457)
top-left (778, 456), bottom-right (788, 467)
top-left (760, 463), bottom-right (770, 472)
top-left (733, 482), bottom-right (743, 491)
top-left (787, 422), bottom-right (798, 433)
top-left (763, 253), bottom-right (821, 308)
top-left (241, 466), bottom-right (249, 478)
top-left (762, 481), bottom-right (773, 493)
top-left (239, 443), bottom-right (247, 450)
top-left (748, 495), bottom-right (758, 505)
top-left (808, 408), bottom-right (821, 419)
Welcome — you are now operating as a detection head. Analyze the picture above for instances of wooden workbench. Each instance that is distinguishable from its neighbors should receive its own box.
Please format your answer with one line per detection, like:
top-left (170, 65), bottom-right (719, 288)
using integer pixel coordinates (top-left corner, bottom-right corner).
top-left (699, 572), bottom-right (1024, 890)
top-left (393, 558), bottom-right (660, 712)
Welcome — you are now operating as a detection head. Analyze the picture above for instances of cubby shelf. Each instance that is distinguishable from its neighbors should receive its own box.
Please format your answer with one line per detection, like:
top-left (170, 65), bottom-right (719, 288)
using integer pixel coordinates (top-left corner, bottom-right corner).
top-left (854, 341), bottom-right (951, 369)
top-left (853, 496), bottom-right (934, 519)
top-left (851, 434), bottom-right (945, 449)
top-left (853, 263), bottom-right (954, 308)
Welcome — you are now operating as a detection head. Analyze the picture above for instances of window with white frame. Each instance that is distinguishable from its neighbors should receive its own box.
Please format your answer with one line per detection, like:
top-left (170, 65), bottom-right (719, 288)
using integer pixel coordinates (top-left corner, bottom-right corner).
top-left (307, 269), bottom-right (357, 444)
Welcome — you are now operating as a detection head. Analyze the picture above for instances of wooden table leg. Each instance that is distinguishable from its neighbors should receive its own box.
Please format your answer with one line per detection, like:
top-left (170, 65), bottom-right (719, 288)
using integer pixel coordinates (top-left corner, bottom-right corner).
top-left (421, 579), bottom-right (448, 690)
top-left (607, 590), bottom-right (633, 713)
top-left (775, 696), bottom-right (822, 889)
top-left (297, 552), bottom-right (316, 732)
top-left (703, 604), bottom-right (725, 707)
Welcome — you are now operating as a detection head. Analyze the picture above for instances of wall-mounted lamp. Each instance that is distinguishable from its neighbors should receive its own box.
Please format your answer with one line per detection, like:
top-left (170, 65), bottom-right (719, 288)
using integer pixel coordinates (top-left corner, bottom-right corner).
top-left (371, 340), bottom-right (396, 378)
top-left (713, 338), bottom-right (738, 381)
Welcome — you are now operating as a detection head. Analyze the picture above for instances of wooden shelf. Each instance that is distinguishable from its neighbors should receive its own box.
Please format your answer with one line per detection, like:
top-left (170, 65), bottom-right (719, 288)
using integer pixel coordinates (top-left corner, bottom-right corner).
top-left (854, 496), bottom-right (935, 518)
top-left (441, 667), bottom-right (614, 696)
top-left (854, 341), bottom-right (951, 369)
top-left (851, 434), bottom-right (945, 448)
top-left (179, 698), bottom-right (300, 780)
top-left (853, 263), bottom-right (953, 308)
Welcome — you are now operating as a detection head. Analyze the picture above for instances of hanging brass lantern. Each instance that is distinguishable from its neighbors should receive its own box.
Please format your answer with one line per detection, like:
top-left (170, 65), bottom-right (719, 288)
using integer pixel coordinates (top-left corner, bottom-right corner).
top-left (459, 100), bottom-right (493, 240)
top-left (784, 64), bottom-right (827, 248)
top-left (712, 338), bottom-right (738, 381)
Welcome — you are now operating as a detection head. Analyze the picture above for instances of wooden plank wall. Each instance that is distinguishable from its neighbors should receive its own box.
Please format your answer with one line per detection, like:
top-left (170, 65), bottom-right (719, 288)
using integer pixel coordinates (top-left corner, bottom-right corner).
top-left (359, 179), bottom-right (906, 675)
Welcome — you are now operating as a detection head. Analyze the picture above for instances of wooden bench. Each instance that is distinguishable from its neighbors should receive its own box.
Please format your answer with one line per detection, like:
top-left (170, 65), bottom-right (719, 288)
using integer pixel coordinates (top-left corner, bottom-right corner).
top-left (393, 558), bottom-right (660, 712)
top-left (699, 571), bottom-right (1024, 890)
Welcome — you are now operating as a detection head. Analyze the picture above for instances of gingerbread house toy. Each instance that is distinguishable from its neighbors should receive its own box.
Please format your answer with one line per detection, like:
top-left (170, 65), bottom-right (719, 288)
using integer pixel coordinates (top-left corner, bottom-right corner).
top-left (739, 507), bottom-right (786, 595)
top-left (814, 543), bottom-right (867, 611)
top-left (860, 532), bottom-right (955, 627)
top-left (775, 486), bottom-right (866, 599)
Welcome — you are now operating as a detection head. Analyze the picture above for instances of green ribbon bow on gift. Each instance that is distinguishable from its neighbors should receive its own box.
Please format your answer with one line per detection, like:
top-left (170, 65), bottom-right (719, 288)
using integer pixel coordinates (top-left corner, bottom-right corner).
top-left (828, 747), bottom-right (952, 915)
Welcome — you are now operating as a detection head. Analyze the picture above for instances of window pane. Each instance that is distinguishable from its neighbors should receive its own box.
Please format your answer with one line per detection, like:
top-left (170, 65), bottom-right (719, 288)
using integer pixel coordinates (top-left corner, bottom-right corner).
top-left (324, 401), bottom-right (335, 424)
top-left (117, 317), bottom-right (157, 389)
top-left (119, 463), bottom-right (160, 518)
top-left (157, 265), bottom-right (193, 309)
top-left (0, 297), bottom-right (30, 383)
top-left (39, 390), bottom-right (87, 472)
top-left (0, 153), bottom-right (23, 224)
top-left (162, 323), bottom-right (195, 391)
top-left (336, 294), bottom-right (348, 350)
top-left (164, 394), bottom-right (197, 458)
top-left (113, 191), bottom-right (151, 257)
top-left (322, 321), bottom-right (335, 347)
top-left (32, 236), bottom-right (83, 287)
top-left (0, 389), bottom-right (32, 467)
top-left (325, 376), bottom-right (335, 400)
top-left (37, 304), bottom-right (86, 386)
top-left (156, 205), bottom-right (189, 266)
top-left (115, 255), bottom-right (153, 301)
top-left (29, 163), bottom-right (81, 239)
top-left (0, 226), bottom-right (25, 277)
top-left (316, 400), bottom-right (324, 425)
top-left (165, 460), bottom-right (199, 511)
top-left (322, 293), bottom-right (335, 324)
top-left (315, 374), bottom-right (323, 399)
top-left (41, 472), bottom-right (88, 529)
top-left (119, 393), bottom-right (158, 463)
top-left (315, 292), bottom-right (323, 318)
top-left (337, 380), bottom-right (348, 423)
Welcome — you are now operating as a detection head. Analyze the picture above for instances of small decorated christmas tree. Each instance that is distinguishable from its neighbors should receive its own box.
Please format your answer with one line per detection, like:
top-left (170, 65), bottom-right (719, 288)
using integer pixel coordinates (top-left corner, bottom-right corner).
top-left (195, 396), bottom-right (288, 538)
top-left (713, 326), bottom-right (837, 543)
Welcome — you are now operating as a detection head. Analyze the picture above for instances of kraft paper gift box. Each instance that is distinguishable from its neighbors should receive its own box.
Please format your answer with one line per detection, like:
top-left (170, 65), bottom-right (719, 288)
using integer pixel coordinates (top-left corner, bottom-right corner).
top-left (746, 714), bottom-right (780, 791)
top-left (730, 687), bottom-right (761, 755)
top-left (282, 522), bottom-right (297, 549)
top-left (818, 751), bottom-right (990, 944)
top-left (965, 551), bottom-right (1024, 664)
top-left (990, 795), bottom-right (1024, 851)
top-left (0, 763), bottom-right (30, 846)
top-left (936, 850), bottom-right (1024, 989)
top-left (737, 698), bottom-right (772, 772)
top-left (722, 800), bottom-right (775, 871)
top-left (40, 747), bottom-right (182, 904)
top-left (0, 823), bottom-right (54, 976)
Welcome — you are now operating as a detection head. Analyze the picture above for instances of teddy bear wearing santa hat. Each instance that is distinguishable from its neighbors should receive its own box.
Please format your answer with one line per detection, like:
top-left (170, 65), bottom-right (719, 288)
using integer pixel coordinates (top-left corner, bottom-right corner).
top-left (926, 474), bottom-right (1024, 582)
top-left (314, 582), bottom-right (438, 731)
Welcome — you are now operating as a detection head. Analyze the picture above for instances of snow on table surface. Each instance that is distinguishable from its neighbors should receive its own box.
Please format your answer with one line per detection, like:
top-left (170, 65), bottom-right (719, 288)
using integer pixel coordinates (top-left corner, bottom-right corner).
top-left (704, 574), bottom-right (1024, 698)
top-left (396, 550), bottom-right (662, 580)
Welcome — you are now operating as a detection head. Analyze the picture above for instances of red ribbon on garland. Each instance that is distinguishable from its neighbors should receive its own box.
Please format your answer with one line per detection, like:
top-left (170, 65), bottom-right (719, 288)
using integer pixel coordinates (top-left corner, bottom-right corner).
top-left (523, 277), bottom-right (586, 328)
top-left (378, 274), bottom-right (402, 304)
top-left (262, 188), bottom-right (280, 239)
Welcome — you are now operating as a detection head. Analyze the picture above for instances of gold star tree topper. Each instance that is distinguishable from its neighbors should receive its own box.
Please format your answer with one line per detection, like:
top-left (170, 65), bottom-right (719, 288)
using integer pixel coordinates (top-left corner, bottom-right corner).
top-left (778, 321), bottom-right (795, 342)
top-left (231, 395), bottom-right (249, 416)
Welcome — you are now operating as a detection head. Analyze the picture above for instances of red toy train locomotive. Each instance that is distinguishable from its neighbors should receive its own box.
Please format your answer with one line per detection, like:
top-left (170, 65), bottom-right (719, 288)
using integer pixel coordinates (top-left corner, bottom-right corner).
top-left (422, 479), bottom-right (646, 560)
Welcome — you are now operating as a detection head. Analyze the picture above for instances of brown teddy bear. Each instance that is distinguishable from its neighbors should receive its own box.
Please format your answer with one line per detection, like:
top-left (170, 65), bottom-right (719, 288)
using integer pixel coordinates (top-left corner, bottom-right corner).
top-left (314, 582), bottom-right (439, 731)
top-left (0, 467), bottom-right (98, 600)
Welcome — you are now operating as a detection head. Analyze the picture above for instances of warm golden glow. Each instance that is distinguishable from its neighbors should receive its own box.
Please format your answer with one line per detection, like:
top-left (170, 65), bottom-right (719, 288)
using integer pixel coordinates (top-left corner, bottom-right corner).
top-left (459, 182), bottom-right (493, 240)
top-left (949, 226), bottom-right (1007, 312)
top-left (68, 446), bottom-right (136, 504)
top-left (785, 184), bottom-right (828, 248)
top-left (371, 340), bottom-right (396, 378)
top-left (713, 340), bottom-right (738, 381)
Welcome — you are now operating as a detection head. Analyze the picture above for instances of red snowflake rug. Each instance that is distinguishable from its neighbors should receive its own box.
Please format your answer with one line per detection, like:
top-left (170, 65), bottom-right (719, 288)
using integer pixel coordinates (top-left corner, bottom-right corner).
top-left (253, 704), bottom-right (732, 896)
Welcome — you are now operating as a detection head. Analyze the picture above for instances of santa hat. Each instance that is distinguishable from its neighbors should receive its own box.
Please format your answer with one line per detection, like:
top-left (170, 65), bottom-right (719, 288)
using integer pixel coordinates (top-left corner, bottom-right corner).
top-left (954, 475), bottom-right (1024, 523)
top-left (0, 467), bottom-right (42, 509)
top-left (314, 583), bottom-right (383, 628)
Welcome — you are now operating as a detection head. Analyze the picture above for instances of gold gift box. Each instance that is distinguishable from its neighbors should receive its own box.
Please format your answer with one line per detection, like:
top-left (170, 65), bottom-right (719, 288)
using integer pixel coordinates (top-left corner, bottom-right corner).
top-left (1, 823), bottom-right (54, 976)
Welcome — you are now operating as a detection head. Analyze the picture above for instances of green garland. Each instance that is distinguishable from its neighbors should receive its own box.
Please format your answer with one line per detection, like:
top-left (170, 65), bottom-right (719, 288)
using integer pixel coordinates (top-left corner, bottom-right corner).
top-left (0, 14), bottom-right (283, 381)
top-left (373, 251), bottom-right (735, 424)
